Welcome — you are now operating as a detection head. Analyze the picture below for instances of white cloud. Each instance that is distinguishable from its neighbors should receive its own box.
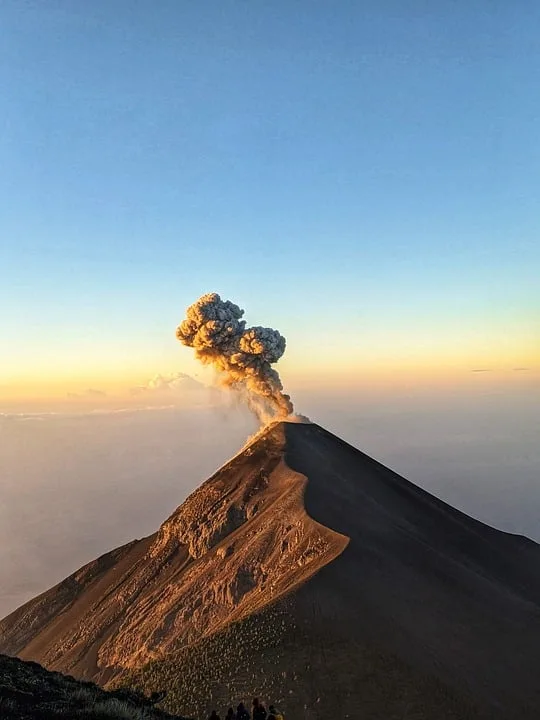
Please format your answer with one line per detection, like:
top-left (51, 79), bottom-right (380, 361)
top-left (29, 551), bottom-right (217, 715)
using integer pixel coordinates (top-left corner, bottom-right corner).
top-left (67, 389), bottom-right (107, 399)
top-left (130, 372), bottom-right (205, 396)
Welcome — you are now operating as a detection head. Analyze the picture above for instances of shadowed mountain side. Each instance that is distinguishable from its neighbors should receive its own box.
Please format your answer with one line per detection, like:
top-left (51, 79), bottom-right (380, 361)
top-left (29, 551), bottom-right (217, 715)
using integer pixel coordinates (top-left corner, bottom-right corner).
top-left (279, 422), bottom-right (540, 718)
top-left (1, 421), bottom-right (540, 719)
top-left (123, 600), bottom-right (487, 720)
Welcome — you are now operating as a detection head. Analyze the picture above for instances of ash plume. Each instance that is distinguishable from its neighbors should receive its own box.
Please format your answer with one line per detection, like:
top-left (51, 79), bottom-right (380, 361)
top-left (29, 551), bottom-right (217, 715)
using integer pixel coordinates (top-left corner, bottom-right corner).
top-left (176, 292), bottom-right (294, 422)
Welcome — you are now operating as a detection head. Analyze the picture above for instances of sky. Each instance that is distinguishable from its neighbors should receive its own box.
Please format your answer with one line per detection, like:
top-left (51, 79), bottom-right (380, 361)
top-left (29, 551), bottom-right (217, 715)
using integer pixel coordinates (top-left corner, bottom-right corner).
top-left (1, 0), bottom-right (538, 401)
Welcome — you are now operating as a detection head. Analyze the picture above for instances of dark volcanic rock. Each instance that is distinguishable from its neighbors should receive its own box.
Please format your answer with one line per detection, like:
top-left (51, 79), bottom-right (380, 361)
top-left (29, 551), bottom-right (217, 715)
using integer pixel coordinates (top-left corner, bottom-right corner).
top-left (0, 655), bottom-right (190, 720)
top-left (0, 653), bottom-right (189, 719)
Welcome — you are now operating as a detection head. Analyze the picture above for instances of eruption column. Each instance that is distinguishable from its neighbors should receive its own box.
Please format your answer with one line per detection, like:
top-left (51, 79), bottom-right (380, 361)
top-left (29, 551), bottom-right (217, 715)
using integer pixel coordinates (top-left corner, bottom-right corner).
top-left (176, 293), bottom-right (294, 423)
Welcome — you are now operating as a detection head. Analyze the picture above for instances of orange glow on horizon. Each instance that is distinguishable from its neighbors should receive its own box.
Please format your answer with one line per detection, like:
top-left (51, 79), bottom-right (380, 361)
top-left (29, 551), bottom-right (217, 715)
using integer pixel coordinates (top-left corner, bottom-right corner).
top-left (1, 361), bottom-right (537, 408)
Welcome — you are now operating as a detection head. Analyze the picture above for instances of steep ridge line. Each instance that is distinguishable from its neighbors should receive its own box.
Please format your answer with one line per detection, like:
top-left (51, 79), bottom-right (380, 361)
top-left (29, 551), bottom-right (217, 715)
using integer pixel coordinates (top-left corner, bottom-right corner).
top-left (0, 423), bottom-right (349, 682)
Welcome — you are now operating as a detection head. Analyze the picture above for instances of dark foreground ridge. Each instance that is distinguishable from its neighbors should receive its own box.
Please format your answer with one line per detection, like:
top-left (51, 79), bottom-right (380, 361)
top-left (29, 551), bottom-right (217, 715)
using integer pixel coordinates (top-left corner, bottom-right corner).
top-left (0, 653), bottom-right (189, 720)
top-left (1, 421), bottom-right (540, 719)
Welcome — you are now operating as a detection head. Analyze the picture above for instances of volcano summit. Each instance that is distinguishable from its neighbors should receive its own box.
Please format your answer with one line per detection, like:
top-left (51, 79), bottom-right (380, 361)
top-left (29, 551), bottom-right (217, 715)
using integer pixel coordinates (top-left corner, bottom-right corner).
top-left (1, 422), bottom-right (539, 719)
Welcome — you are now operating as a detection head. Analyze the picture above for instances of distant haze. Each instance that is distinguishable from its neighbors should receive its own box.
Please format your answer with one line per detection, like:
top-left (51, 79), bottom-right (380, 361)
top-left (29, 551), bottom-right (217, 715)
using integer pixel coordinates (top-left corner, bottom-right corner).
top-left (1, 380), bottom-right (538, 618)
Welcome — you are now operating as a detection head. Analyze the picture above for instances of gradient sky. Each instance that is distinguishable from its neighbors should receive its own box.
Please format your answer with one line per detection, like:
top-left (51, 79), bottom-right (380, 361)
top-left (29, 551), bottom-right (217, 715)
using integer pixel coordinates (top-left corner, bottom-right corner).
top-left (1, 1), bottom-right (538, 401)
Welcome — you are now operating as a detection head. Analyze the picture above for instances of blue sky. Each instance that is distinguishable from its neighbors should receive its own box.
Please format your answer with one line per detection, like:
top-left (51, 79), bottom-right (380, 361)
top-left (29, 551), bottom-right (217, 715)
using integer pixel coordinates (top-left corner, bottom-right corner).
top-left (1, 1), bottom-right (538, 392)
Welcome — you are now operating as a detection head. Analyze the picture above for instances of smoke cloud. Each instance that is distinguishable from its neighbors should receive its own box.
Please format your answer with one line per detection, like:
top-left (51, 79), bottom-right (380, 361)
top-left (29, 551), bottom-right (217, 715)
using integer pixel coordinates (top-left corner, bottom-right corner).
top-left (176, 293), bottom-right (293, 423)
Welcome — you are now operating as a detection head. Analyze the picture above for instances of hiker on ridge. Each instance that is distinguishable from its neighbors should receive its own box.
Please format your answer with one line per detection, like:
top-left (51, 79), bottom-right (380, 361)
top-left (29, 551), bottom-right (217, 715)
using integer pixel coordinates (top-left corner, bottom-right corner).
top-left (236, 701), bottom-right (250, 720)
top-left (252, 698), bottom-right (267, 720)
top-left (268, 705), bottom-right (284, 720)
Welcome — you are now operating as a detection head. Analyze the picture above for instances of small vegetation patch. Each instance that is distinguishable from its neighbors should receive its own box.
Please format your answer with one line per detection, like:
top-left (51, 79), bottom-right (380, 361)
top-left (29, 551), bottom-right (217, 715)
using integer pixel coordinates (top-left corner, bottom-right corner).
top-left (120, 604), bottom-right (487, 720)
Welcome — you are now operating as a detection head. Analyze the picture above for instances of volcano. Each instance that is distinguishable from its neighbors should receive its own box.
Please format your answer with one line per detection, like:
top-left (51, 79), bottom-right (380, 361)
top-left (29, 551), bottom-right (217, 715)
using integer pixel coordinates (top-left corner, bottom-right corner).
top-left (1, 421), bottom-right (539, 719)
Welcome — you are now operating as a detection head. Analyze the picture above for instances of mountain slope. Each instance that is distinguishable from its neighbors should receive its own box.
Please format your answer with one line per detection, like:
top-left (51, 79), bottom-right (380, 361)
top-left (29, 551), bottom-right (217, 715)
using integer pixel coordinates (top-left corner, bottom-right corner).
top-left (1, 421), bottom-right (540, 719)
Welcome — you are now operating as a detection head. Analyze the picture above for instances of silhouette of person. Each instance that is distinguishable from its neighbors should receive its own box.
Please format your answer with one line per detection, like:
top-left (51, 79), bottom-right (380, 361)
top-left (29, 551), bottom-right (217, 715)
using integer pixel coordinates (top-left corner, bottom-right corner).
top-left (208, 711), bottom-right (221, 720)
top-left (149, 690), bottom-right (167, 705)
top-left (268, 705), bottom-right (283, 720)
top-left (225, 708), bottom-right (236, 720)
top-left (252, 698), bottom-right (267, 720)
top-left (236, 701), bottom-right (250, 720)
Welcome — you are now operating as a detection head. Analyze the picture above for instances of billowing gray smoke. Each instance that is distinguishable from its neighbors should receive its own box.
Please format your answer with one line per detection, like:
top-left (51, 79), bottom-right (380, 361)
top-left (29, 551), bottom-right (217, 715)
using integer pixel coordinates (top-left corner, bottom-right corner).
top-left (176, 293), bottom-right (294, 422)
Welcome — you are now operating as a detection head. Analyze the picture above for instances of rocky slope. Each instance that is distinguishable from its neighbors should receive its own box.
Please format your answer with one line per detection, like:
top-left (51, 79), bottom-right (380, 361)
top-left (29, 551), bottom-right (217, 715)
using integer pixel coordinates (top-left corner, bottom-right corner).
top-left (0, 652), bottom-right (188, 719)
top-left (1, 421), bottom-right (540, 719)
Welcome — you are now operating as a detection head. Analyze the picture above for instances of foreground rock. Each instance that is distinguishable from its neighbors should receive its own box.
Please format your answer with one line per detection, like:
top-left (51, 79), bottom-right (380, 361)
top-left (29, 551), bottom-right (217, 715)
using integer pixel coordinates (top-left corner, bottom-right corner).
top-left (1, 422), bottom-right (540, 719)
top-left (0, 653), bottom-right (188, 719)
